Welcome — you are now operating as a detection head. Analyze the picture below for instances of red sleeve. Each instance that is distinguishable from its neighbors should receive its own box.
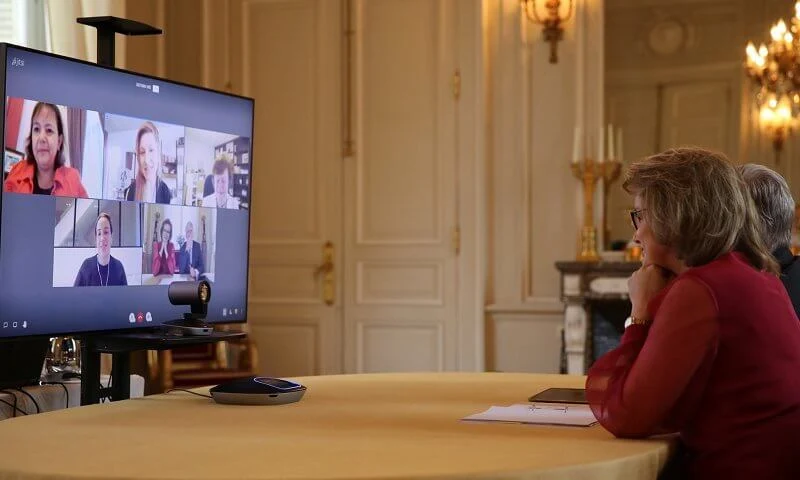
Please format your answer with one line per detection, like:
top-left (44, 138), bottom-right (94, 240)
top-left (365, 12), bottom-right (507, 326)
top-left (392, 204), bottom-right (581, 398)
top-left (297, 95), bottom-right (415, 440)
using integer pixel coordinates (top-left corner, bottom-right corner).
top-left (151, 242), bottom-right (161, 274)
top-left (75, 179), bottom-right (88, 198)
top-left (68, 167), bottom-right (88, 198)
top-left (585, 276), bottom-right (719, 438)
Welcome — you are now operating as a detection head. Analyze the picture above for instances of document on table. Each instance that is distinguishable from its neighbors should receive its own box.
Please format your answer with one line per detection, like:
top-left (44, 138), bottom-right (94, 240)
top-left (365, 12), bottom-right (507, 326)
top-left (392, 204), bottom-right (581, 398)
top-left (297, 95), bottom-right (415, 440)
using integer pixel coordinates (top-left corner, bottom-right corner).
top-left (462, 404), bottom-right (597, 427)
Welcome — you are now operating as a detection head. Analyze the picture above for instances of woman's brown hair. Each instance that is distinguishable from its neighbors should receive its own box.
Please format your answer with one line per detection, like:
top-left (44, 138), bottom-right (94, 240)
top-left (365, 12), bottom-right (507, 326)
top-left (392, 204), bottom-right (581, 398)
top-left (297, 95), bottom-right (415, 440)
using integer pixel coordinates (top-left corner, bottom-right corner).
top-left (623, 147), bottom-right (777, 274)
top-left (25, 102), bottom-right (65, 169)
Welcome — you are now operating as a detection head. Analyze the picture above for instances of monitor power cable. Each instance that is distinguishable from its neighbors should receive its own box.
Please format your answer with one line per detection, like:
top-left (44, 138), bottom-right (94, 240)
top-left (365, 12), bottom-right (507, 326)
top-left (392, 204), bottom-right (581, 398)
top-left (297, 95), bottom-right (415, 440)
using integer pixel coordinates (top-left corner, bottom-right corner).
top-left (166, 388), bottom-right (212, 399)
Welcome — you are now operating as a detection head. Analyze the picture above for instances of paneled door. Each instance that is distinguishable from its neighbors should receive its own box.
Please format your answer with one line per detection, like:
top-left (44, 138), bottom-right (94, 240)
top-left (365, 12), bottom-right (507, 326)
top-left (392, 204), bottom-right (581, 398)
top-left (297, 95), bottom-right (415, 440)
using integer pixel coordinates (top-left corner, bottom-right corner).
top-left (228, 0), bottom-right (463, 375)
top-left (660, 80), bottom-right (732, 154)
top-left (235, 0), bottom-right (344, 376)
top-left (343, 0), bottom-right (460, 372)
top-left (605, 79), bottom-right (733, 245)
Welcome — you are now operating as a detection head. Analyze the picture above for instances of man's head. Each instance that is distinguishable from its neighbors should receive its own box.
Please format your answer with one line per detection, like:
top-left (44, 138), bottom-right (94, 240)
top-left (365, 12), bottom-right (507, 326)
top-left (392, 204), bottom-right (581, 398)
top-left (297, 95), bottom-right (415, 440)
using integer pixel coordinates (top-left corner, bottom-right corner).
top-left (738, 163), bottom-right (795, 252)
top-left (185, 221), bottom-right (194, 242)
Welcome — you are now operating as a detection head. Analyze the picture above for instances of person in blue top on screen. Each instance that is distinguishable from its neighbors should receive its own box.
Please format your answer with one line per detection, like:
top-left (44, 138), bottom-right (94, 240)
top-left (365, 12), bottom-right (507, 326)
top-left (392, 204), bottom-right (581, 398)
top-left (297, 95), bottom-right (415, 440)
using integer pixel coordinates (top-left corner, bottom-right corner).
top-left (178, 220), bottom-right (204, 280)
top-left (123, 121), bottom-right (171, 204)
top-left (74, 213), bottom-right (128, 287)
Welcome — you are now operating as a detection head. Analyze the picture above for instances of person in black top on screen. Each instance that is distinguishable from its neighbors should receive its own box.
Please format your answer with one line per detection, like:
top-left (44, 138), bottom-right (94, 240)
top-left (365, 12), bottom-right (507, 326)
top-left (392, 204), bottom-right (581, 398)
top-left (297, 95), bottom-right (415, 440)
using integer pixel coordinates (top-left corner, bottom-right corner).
top-left (74, 213), bottom-right (128, 286)
top-left (123, 121), bottom-right (171, 204)
top-left (739, 163), bottom-right (800, 319)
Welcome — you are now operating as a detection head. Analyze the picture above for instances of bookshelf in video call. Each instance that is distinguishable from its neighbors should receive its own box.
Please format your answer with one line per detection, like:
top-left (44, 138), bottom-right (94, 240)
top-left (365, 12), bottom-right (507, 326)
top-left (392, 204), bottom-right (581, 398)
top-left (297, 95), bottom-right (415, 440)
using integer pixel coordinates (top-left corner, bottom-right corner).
top-left (74, 16), bottom-right (245, 406)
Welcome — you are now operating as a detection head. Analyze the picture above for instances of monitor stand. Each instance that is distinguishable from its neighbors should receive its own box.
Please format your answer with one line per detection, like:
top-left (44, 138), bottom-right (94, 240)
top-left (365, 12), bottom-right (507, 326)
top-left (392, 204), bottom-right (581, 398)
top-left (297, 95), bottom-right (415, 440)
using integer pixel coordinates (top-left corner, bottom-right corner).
top-left (79, 330), bottom-right (246, 405)
top-left (0, 337), bottom-right (49, 389)
top-left (161, 317), bottom-right (213, 336)
top-left (77, 16), bottom-right (162, 67)
top-left (74, 16), bottom-right (248, 406)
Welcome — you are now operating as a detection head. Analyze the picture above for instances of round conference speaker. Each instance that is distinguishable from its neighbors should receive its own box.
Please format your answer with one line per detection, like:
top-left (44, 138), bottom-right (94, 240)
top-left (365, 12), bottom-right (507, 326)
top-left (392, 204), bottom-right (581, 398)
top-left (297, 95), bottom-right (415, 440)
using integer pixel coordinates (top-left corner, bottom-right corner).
top-left (209, 376), bottom-right (307, 405)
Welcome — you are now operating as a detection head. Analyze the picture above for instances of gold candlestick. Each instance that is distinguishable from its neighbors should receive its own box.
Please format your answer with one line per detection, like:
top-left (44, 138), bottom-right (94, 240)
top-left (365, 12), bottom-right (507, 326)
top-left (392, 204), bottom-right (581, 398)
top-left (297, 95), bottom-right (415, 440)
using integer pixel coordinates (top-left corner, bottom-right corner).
top-left (571, 158), bottom-right (602, 262)
top-left (601, 159), bottom-right (622, 250)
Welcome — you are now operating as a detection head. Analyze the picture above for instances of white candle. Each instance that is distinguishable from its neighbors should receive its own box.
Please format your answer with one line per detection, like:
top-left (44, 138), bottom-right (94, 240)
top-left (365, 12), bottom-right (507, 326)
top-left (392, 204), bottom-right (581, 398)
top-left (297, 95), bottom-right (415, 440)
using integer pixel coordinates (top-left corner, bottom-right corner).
top-left (598, 126), bottom-right (604, 163)
top-left (607, 123), bottom-right (615, 160)
top-left (572, 126), bottom-right (581, 164)
top-left (616, 128), bottom-right (624, 164)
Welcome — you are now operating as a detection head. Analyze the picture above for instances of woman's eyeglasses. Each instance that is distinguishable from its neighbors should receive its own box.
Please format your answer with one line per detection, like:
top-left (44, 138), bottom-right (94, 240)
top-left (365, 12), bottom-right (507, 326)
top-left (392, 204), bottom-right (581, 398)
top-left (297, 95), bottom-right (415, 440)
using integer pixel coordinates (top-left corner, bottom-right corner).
top-left (630, 209), bottom-right (646, 230)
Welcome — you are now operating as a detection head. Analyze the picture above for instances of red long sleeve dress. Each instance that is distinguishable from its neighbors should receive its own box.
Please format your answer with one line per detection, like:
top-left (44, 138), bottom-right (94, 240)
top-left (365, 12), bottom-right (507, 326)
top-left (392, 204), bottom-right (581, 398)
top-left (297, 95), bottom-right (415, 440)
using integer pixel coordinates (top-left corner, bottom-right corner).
top-left (586, 252), bottom-right (800, 479)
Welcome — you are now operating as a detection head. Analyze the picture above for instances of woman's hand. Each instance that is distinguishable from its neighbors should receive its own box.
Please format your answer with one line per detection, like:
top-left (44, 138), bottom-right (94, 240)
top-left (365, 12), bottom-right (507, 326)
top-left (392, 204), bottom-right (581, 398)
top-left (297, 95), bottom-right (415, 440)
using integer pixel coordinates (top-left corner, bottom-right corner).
top-left (628, 265), bottom-right (674, 323)
top-left (160, 242), bottom-right (167, 257)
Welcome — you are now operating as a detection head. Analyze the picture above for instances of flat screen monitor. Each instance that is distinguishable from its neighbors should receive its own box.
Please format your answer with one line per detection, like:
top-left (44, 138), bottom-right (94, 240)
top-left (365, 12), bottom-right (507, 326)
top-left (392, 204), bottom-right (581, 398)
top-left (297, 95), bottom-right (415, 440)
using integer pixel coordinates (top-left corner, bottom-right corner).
top-left (0, 44), bottom-right (254, 339)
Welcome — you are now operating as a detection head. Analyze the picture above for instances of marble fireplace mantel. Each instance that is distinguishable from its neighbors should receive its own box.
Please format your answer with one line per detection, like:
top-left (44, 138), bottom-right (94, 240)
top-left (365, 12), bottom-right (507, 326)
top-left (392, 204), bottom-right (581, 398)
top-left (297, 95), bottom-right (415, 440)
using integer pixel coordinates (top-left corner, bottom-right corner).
top-left (555, 261), bottom-right (640, 374)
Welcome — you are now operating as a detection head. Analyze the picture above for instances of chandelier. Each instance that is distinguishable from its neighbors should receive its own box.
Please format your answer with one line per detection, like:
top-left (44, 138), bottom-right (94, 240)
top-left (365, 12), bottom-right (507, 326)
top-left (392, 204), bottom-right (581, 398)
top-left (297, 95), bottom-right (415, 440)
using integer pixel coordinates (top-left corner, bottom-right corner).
top-left (744, 2), bottom-right (800, 153)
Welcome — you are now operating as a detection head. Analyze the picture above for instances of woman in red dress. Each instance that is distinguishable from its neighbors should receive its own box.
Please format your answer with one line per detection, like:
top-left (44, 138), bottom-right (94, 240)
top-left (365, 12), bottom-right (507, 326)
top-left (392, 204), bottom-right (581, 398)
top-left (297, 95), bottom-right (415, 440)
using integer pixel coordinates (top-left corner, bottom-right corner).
top-left (152, 218), bottom-right (176, 276)
top-left (586, 148), bottom-right (800, 479)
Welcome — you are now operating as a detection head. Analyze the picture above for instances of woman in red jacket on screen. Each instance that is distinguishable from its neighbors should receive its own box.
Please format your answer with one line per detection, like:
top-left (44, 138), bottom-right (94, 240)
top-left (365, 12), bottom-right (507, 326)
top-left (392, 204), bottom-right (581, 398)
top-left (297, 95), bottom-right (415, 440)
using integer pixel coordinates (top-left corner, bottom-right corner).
top-left (586, 147), bottom-right (800, 479)
top-left (5, 102), bottom-right (87, 197)
top-left (152, 218), bottom-right (176, 276)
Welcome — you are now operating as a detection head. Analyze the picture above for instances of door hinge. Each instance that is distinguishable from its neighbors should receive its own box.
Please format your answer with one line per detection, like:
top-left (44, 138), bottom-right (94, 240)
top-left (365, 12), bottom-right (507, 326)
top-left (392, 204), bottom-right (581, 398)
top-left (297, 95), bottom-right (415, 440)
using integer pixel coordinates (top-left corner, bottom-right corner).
top-left (452, 69), bottom-right (461, 101)
top-left (451, 225), bottom-right (461, 255)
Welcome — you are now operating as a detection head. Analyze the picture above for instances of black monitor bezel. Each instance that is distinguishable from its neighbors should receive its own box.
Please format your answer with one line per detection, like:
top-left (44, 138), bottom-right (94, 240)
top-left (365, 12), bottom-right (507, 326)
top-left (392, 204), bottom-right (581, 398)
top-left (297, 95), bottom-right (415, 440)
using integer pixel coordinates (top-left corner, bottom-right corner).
top-left (0, 43), bottom-right (255, 341)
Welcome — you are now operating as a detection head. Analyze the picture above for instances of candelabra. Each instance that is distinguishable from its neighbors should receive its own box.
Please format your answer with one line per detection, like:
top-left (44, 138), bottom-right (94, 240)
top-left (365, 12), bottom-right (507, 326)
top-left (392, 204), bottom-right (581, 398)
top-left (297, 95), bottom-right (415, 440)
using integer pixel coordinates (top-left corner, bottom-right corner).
top-left (570, 157), bottom-right (602, 262)
top-left (570, 157), bottom-right (623, 262)
top-left (601, 160), bottom-right (622, 249)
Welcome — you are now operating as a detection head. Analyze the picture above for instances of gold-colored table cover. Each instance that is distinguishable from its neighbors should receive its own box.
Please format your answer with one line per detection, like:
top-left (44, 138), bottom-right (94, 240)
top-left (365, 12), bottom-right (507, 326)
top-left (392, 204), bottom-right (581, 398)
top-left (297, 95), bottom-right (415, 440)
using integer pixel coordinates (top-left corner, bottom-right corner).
top-left (0, 373), bottom-right (673, 479)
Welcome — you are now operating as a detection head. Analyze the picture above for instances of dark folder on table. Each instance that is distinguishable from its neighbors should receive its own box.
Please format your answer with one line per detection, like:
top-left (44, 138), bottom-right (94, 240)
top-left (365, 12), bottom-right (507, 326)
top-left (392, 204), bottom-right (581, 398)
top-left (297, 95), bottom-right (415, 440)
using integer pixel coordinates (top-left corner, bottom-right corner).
top-left (528, 388), bottom-right (587, 404)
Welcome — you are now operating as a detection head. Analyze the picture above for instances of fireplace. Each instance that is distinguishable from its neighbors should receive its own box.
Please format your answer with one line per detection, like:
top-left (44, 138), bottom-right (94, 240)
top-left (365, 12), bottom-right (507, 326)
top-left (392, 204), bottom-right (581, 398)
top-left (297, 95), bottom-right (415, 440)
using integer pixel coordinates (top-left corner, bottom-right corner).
top-left (555, 261), bottom-right (639, 374)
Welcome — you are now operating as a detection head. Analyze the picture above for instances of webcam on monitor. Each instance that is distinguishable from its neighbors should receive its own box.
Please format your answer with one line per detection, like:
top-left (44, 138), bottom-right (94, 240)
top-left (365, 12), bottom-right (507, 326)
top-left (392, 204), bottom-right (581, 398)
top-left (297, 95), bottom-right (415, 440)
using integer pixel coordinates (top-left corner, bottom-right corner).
top-left (162, 280), bottom-right (213, 336)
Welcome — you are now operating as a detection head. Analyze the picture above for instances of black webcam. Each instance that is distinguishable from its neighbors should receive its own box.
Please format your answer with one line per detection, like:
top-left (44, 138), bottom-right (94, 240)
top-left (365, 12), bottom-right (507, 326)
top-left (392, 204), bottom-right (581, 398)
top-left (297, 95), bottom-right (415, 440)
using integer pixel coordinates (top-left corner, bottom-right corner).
top-left (169, 280), bottom-right (211, 311)
top-left (163, 280), bottom-right (213, 336)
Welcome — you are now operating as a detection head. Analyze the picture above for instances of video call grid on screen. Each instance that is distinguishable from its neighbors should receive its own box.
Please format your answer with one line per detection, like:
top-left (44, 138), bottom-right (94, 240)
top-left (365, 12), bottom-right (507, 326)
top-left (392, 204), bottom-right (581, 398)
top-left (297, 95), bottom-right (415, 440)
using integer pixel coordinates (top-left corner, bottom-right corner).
top-left (0, 45), bottom-right (254, 337)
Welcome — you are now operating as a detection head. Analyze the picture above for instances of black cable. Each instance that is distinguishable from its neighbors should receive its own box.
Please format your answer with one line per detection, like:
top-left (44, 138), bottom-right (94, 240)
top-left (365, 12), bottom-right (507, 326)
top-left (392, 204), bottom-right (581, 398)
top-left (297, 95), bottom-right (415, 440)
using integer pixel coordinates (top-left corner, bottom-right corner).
top-left (166, 388), bottom-right (213, 399)
top-left (13, 387), bottom-right (40, 414)
top-left (41, 382), bottom-right (70, 409)
top-left (106, 373), bottom-right (113, 402)
top-left (99, 382), bottom-right (107, 403)
top-left (0, 389), bottom-right (25, 417)
top-left (0, 397), bottom-right (27, 416)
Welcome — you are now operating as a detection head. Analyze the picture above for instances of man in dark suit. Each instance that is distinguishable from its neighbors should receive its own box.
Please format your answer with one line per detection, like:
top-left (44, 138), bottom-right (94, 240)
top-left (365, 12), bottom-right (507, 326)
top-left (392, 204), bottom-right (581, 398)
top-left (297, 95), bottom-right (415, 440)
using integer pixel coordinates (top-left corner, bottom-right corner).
top-left (178, 221), bottom-right (204, 280)
top-left (739, 163), bottom-right (800, 319)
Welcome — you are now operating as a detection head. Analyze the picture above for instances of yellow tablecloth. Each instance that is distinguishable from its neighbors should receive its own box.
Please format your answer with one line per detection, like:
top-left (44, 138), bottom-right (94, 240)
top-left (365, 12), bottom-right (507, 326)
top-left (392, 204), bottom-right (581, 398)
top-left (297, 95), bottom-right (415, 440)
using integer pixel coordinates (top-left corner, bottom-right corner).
top-left (0, 373), bottom-right (674, 479)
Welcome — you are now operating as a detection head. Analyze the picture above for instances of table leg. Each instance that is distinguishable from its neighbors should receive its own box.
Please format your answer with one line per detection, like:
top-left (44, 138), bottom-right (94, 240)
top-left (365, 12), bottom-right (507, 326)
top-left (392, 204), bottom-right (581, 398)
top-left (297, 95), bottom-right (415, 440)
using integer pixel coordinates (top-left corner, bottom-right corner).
top-left (110, 352), bottom-right (131, 401)
top-left (80, 339), bottom-right (101, 406)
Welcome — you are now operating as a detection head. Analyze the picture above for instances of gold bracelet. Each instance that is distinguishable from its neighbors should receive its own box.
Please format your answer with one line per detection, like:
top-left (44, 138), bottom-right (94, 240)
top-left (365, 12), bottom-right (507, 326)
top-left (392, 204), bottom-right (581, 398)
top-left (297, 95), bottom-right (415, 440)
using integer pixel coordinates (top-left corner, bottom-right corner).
top-left (630, 314), bottom-right (650, 325)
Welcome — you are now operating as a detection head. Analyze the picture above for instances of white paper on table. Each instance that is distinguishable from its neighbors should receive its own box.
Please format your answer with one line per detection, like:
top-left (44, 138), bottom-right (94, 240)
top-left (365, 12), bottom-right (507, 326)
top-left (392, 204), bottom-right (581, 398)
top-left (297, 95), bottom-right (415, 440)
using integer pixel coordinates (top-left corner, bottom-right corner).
top-left (462, 404), bottom-right (597, 427)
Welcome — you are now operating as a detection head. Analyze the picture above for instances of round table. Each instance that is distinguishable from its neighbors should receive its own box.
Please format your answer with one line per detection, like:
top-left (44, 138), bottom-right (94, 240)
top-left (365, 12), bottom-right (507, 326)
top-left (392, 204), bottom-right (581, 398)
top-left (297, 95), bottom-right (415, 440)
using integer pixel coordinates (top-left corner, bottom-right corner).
top-left (0, 373), bottom-right (673, 479)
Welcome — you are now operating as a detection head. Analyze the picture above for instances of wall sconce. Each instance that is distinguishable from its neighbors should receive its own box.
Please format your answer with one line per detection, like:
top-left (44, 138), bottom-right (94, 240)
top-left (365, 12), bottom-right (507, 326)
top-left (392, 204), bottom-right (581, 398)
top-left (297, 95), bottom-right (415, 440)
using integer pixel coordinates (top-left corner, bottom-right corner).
top-left (521, 0), bottom-right (575, 64)
top-left (760, 95), bottom-right (795, 163)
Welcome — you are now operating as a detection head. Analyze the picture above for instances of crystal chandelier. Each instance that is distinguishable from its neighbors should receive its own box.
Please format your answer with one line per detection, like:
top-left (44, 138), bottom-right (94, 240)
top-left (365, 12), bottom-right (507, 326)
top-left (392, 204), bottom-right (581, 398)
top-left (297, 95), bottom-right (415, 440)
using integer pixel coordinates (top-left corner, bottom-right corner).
top-left (744, 2), bottom-right (800, 154)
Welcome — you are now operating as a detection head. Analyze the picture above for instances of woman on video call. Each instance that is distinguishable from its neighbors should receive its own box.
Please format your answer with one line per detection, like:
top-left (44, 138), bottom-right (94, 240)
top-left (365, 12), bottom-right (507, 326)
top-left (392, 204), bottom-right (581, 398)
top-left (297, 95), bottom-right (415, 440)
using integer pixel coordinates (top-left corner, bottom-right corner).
top-left (5, 102), bottom-right (88, 197)
top-left (152, 218), bottom-right (176, 276)
top-left (74, 213), bottom-right (128, 287)
top-left (202, 158), bottom-right (239, 209)
top-left (124, 121), bottom-right (172, 204)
